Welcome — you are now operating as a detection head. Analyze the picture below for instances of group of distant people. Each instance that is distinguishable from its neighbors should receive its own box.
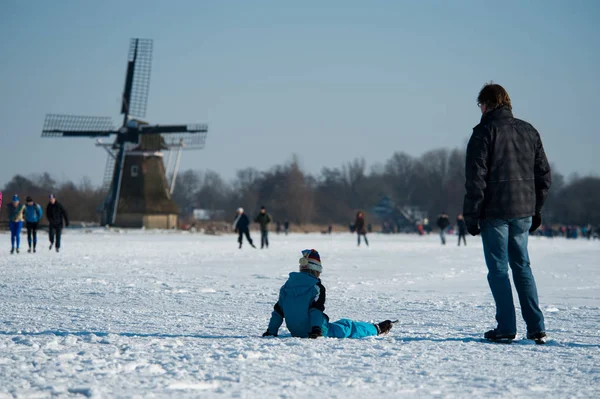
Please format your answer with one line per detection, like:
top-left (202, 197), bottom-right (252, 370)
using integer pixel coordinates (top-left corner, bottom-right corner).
top-left (231, 207), bottom-right (372, 249)
top-left (534, 224), bottom-right (598, 240)
top-left (1, 192), bottom-right (69, 254)
top-left (436, 212), bottom-right (468, 246)
top-left (232, 206), bottom-right (274, 249)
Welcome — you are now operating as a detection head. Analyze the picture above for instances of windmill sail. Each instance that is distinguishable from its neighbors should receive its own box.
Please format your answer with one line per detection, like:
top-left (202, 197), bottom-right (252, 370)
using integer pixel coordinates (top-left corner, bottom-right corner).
top-left (42, 114), bottom-right (116, 137)
top-left (121, 38), bottom-right (153, 118)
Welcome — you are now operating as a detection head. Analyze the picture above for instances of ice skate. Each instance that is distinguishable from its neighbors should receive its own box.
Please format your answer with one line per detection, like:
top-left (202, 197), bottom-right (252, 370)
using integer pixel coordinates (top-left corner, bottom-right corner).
top-left (484, 329), bottom-right (516, 343)
top-left (526, 331), bottom-right (548, 345)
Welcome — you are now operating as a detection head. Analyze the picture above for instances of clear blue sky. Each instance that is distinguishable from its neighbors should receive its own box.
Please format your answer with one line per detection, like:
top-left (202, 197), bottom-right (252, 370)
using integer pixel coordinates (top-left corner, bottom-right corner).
top-left (1, 0), bottom-right (599, 188)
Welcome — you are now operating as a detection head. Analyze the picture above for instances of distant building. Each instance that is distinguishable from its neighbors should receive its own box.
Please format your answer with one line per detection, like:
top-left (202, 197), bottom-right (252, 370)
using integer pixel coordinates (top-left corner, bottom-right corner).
top-left (372, 196), bottom-right (427, 233)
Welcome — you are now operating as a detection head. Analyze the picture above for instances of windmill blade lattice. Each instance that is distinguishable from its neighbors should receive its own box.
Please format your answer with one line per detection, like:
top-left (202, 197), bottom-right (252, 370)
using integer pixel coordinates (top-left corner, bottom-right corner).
top-left (124, 38), bottom-right (153, 118)
top-left (162, 132), bottom-right (208, 150)
top-left (138, 123), bottom-right (208, 150)
top-left (42, 114), bottom-right (116, 137)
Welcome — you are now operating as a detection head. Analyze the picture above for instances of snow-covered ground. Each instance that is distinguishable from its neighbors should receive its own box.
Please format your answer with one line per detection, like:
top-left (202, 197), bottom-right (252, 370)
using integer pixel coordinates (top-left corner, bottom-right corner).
top-left (0, 230), bottom-right (598, 398)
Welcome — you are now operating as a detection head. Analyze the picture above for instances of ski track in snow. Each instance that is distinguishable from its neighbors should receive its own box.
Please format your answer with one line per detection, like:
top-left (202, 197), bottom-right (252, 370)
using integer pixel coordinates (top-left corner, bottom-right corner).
top-left (0, 231), bottom-right (598, 398)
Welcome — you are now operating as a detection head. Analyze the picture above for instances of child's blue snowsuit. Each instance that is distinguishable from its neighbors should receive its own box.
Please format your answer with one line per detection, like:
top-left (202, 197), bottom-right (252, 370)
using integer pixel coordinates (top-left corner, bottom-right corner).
top-left (266, 272), bottom-right (378, 338)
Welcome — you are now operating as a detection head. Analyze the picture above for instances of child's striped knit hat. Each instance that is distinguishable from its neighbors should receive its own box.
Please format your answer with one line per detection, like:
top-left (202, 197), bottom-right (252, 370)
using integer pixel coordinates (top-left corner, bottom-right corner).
top-left (299, 249), bottom-right (322, 273)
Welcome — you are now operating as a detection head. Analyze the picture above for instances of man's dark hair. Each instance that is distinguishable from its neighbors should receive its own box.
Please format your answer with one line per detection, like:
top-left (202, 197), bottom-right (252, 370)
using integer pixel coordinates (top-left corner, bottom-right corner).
top-left (477, 82), bottom-right (512, 111)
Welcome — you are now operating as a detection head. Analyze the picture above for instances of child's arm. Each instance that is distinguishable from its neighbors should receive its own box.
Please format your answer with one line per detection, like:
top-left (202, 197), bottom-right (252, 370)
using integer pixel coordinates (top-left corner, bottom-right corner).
top-left (263, 302), bottom-right (284, 337)
top-left (308, 282), bottom-right (326, 337)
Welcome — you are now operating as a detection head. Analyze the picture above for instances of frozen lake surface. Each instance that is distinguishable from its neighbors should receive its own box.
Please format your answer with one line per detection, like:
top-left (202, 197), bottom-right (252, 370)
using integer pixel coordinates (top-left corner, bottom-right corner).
top-left (0, 230), bottom-right (598, 398)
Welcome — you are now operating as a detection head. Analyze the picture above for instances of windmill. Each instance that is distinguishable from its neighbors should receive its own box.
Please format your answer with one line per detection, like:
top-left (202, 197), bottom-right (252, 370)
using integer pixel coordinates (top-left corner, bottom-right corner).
top-left (41, 38), bottom-right (208, 228)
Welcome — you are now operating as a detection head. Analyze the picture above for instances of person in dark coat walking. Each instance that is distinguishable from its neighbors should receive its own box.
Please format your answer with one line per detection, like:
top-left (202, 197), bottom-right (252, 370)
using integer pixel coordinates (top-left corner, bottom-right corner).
top-left (233, 207), bottom-right (255, 249)
top-left (46, 194), bottom-right (69, 252)
top-left (463, 83), bottom-right (551, 344)
top-left (255, 206), bottom-right (272, 249)
top-left (354, 212), bottom-right (369, 247)
top-left (456, 213), bottom-right (467, 246)
top-left (437, 212), bottom-right (450, 245)
top-left (284, 221), bottom-right (290, 235)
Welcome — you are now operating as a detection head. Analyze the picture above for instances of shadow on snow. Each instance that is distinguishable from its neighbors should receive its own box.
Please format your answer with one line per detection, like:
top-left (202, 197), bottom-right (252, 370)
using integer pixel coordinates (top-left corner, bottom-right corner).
top-left (0, 331), bottom-right (598, 348)
top-left (393, 335), bottom-right (600, 348)
top-left (0, 330), bottom-right (248, 340)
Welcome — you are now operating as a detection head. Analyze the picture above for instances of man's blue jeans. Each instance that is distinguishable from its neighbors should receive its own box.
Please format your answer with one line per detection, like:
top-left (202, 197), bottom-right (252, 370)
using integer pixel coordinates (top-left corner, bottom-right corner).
top-left (480, 217), bottom-right (545, 335)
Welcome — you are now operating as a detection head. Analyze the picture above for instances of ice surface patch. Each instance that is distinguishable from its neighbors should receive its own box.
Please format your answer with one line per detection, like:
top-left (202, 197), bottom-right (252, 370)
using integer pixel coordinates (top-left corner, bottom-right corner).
top-left (67, 387), bottom-right (93, 397)
top-left (167, 382), bottom-right (218, 390)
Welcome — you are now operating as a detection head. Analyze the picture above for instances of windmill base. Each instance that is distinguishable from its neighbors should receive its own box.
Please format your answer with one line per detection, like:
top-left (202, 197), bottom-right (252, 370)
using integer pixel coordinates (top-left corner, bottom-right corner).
top-left (115, 213), bottom-right (178, 229)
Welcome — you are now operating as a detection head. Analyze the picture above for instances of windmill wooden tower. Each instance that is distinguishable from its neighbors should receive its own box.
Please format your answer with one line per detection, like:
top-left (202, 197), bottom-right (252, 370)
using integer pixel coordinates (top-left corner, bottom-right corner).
top-left (42, 38), bottom-right (208, 228)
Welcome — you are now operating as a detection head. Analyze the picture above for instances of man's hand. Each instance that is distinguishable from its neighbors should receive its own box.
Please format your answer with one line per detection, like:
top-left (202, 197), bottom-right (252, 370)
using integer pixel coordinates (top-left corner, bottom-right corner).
top-left (530, 213), bottom-right (542, 233)
top-left (467, 222), bottom-right (480, 236)
top-left (308, 326), bottom-right (322, 339)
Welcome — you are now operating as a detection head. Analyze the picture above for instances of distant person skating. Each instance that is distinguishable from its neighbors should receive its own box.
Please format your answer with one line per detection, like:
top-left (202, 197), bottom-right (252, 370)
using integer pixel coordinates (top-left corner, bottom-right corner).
top-left (255, 206), bottom-right (272, 249)
top-left (354, 211), bottom-right (369, 247)
top-left (25, 196), bottom-right (43, 253)
top-left (456, 214), bottom-right (467, 246)
top-left (233, 207), bottom-right (255, 249)
top-left (47, 194), bottom-right (69, 252)
top-left (463, 83), bottom-right (551, 344)
top-left (8, 195), bottom-right (25, 254)
top-left (284, 221), bottom-right (290, 235)
top-left (262, 249), bottom-right (396, 339)
top-left (437, 212), bottom-right (450, 245)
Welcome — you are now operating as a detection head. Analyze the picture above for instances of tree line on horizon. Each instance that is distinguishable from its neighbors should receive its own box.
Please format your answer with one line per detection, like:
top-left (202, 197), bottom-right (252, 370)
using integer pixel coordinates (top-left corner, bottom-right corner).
top-left (2, 148), bottom-right (600, 227)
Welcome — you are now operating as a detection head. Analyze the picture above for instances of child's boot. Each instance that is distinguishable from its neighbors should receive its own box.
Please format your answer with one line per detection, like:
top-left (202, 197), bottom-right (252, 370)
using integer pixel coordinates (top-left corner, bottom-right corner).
top-left (375, 320), bottom-right (396, 335)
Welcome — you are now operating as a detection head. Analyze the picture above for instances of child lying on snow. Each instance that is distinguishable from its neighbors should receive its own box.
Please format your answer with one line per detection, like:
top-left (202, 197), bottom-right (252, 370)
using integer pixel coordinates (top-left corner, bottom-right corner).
top-left (263, 249), bottom-right (396, 339)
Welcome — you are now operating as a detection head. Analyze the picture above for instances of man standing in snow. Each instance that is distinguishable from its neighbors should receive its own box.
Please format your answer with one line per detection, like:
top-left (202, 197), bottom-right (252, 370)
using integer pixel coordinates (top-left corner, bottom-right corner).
top-left (47, 194), bottom-right (69, 252)
top-left (463, 83), bottom-right (551, 344)
top-left (233, 207), bottom-right (255, 249)
top-left (254, 206), bottom-right (272, 249)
